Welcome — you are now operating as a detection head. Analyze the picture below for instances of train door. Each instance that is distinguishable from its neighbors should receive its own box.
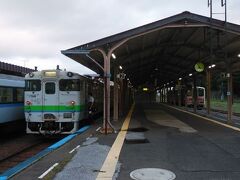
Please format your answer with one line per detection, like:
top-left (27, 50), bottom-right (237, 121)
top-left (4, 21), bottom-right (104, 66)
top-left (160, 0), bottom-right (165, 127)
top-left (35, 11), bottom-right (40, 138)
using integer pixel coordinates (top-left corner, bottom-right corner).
top-left (80, 80), bottom-right (87, 118)
top-left (197, 87), bottom-right (205, 108)
top-left (42, 81), bottom-right (58, 120)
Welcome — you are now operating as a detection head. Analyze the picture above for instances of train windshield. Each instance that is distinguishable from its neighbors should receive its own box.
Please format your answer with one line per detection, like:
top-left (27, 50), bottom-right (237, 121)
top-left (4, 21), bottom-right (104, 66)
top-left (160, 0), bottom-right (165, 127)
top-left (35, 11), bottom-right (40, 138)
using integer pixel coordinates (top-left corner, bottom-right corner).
top-left (59, 79), bottom-right (80, 91)
top-left (25, 80), bottom-right (41, 91)
top-left (186, 90), bottom-right (192, 96)
top-left (197, 88), bottom-right (204, 96)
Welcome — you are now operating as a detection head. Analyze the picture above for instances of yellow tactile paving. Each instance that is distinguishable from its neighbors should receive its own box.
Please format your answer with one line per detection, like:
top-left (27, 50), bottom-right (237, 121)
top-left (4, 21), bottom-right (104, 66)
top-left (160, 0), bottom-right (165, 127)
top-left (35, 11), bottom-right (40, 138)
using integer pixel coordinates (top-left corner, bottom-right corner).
top-left (96, 104), bottom-right (135, 180)
top-left (163, 104), bottom-right (240, 132)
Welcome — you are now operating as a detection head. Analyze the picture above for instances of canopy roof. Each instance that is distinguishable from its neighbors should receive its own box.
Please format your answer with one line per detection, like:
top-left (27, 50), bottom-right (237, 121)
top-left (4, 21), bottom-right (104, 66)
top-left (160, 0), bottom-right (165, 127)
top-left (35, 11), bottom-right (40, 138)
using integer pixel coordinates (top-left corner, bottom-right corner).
top-left (62, 11), bottom-right (240, 88)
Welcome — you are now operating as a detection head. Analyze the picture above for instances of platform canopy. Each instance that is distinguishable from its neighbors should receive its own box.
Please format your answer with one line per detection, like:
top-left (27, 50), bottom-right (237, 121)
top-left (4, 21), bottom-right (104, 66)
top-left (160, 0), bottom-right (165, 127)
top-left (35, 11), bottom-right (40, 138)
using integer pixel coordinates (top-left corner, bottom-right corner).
top-left (62, 11), bottom-right (240, 89)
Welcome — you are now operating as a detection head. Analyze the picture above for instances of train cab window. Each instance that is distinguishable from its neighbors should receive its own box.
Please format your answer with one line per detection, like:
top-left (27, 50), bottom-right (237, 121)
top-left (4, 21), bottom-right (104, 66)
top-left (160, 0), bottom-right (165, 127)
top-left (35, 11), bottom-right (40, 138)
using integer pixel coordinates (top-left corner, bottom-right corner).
top-left (25, 80), bottom-right (41, 91)
top-left (59, 79), bottom-right (80, 91)
top-left (0, 87), bottom-right (13, 103)
top-left (198, 88), bottom-right (204, 96)
top-left (45, 82), bottom-right (55, 94)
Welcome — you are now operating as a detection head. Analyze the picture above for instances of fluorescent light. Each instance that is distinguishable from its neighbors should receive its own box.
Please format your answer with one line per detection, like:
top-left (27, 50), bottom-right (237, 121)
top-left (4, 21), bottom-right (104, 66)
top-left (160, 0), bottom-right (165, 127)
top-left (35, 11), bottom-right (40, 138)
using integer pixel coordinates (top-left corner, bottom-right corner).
top-left (112, 53), bottom-right (116, 59)
top-left (211, 64), bottom-right (216, 68)
top-left (189, 73), bottom-right (192, 76)
top-left (238, 54), bottom-right (240, 58)
top-left (208, 65), bottom-right (212, 69)
top-left (119, 65), bottom-right (123, 70)
top-left (179, 78), bottom-right (182, 80)
top-left (143, 88), bottom-right (148, 91)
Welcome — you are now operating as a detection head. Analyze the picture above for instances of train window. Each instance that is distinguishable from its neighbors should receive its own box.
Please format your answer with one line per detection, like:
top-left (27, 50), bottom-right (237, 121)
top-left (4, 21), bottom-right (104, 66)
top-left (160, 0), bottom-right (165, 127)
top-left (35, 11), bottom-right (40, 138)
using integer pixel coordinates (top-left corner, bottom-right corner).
top-left (16, 88), bottom-right (24, 102)
top-left (198, 88), bottom-right (204, 96)
top-left (25, 80), bottom-right (41, 91)
top-left (59, 79), bottom-right (80, 91)
top-left (45, 82), bottom-right (55, 94)
top-left (186, 90), bottom-right (192, 96)
top-left (0, 87), bottom-right (13, 103)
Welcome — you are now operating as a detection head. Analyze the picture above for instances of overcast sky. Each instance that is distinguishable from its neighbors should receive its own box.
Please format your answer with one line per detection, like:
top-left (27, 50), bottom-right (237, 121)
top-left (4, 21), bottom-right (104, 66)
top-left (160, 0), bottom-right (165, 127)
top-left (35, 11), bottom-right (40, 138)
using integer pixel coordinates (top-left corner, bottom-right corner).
top-left (0, 0), bottom-right (239, 74)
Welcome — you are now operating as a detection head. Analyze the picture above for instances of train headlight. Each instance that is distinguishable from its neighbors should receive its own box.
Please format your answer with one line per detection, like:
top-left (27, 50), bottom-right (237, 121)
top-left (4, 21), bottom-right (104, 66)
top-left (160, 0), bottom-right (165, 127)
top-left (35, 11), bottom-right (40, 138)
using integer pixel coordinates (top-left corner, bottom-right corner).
top-left (67, 72), bottom-right (73, 77)
top-left (71, 101), bottom-right (75, 105)
top-left (29, 73), bottom-right (34, 78)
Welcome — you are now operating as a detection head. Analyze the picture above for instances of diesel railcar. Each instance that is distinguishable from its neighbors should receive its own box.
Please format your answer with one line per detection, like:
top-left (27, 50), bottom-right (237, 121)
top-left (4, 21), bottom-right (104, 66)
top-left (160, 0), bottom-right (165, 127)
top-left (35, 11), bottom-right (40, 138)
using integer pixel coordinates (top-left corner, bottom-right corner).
top-left (24, 69), bottom-right (103, 135)
top-left (185, 86), bottom-right (205, 108)
top-left (0, 74), bottom-right (25, 125)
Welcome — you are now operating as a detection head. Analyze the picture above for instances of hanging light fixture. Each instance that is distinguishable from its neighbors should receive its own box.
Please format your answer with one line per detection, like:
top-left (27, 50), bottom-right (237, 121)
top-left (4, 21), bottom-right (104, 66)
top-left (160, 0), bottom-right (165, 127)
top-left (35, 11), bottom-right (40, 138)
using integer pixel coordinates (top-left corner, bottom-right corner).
top-left (112, 53), bottom-right (116, 59)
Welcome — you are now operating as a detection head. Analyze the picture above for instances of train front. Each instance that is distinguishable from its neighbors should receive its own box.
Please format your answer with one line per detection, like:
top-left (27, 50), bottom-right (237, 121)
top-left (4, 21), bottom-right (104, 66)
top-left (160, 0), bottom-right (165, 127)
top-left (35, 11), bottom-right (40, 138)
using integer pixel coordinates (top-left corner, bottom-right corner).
top-left (24, 70), bottom-right (82, 135)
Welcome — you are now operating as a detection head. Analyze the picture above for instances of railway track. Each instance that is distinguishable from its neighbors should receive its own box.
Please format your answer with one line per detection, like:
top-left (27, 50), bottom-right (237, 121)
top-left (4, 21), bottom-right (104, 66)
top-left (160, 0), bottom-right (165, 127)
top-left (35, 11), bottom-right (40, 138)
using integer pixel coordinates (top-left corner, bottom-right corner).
top-left (0, 135), bottom-right (59, 173)
top-left (210, 108), bottom-right (240, 116)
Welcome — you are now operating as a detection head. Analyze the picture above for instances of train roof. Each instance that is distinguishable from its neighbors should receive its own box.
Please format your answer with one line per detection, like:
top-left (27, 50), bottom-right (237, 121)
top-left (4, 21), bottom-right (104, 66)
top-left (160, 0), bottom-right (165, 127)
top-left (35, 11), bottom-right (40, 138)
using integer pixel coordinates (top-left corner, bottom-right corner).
top-left (0, 74), bottom-right (24, 87)
top-left (25, 69), bottom-right (89, 80)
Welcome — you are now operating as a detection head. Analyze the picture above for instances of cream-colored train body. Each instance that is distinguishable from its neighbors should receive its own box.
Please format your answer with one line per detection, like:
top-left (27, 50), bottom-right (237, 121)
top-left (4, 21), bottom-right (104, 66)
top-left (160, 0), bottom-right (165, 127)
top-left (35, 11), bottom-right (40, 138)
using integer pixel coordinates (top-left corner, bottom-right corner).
top-left (24, 69), bottom-right (102, 135)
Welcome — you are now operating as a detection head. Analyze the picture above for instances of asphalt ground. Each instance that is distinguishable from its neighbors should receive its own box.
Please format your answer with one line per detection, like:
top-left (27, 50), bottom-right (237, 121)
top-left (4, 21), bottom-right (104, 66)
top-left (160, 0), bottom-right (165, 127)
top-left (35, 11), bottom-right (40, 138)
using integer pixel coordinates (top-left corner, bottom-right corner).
top-left (118, 103), bottom-right (240, 180)
top-left (8, 103), bottom-right (240, 180)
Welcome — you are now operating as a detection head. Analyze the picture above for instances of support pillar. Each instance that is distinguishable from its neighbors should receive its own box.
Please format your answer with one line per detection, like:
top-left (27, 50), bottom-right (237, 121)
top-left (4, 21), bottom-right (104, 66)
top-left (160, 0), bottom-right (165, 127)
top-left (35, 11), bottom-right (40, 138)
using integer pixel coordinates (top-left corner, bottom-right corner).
top-left (227, 72), bottom-right (233, 124)
top-left (193, 75), bottom-right (197, 113)
top-left (173, 86), bottom-right (176, 106)
top-left (166, 86), bottom-right (169, 104)
top-left (113, 65), bottom-right (119, 121)
top-left (160, 89), bottom-right (162, 102)
top-left (206, 70), bottom-right (211, 115)
top-left (103, 53), bottom-right (111, 134)
top-left (119, 78), bottom-right (123, 116)
top-left (178, 80), bottom-right (181, 106)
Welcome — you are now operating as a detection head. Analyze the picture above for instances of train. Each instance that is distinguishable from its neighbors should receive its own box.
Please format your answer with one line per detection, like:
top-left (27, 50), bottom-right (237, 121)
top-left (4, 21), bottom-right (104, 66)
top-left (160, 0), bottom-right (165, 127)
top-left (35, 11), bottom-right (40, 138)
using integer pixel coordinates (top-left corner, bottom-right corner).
top-left (185, 86), bottom-right (205, 108)
top-left (24, 69), bottom-right (103, 135)
top-left (168, 86), bottom-right (205, 108)
top-left (0, 74), bottom-right (25, 125)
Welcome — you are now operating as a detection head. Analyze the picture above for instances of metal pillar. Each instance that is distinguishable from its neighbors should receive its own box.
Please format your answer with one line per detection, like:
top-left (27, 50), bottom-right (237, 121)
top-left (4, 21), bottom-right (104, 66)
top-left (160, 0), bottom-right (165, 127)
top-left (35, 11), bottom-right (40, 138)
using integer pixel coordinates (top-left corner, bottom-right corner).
top-left (96, 39), bottom-right (128, 134)
top-left (160, 89), bottom-right (162, 102)
top-left (164, 88), bottom-right (166, 103)
top-left (178, 80), bottom-right (181, 106)
top-left (103, 53), bottom-right (111, 134)
top-left (227, 72), bottom-right (233, 124)
top-left (113, 65), bottom-right (119, 121)
top-left (166, 86), bottom-right (169, 104)
top-left (206, 70), bottom-right (211, 115)
top-left (173, 86), bottom-right (176, 106)
top-left (193, 75), bottom-right (197, 113)
top-left (119, 78), bottom-right (123, 116)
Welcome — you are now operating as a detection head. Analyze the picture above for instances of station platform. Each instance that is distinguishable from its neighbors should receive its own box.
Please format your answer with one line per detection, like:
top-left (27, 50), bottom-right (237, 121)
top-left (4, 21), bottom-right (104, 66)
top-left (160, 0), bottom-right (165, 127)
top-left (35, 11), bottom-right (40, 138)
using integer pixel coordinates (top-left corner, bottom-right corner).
top-left (8, 103), bottom-right (240, 180)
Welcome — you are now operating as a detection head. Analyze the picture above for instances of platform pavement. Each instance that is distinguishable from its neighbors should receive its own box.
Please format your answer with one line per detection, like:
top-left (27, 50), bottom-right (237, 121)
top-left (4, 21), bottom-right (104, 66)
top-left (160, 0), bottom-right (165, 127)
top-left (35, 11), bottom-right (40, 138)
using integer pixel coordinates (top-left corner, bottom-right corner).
top-left (9, 103), bottom-right (240, 180)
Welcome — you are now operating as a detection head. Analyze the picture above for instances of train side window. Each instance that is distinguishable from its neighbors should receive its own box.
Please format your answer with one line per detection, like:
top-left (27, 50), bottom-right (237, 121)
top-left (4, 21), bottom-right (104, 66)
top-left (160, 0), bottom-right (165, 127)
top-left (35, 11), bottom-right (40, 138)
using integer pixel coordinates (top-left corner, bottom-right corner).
top-left (0, 87), bottom-right (13, 103)
top-left (59, 79), bottom-right (80, 91)
top-left (16, 88), bottom-right (24, 102)
top-left (25, 80), bottom-right (41, 91)
top-left (45, 82), bottom-right (55, 94)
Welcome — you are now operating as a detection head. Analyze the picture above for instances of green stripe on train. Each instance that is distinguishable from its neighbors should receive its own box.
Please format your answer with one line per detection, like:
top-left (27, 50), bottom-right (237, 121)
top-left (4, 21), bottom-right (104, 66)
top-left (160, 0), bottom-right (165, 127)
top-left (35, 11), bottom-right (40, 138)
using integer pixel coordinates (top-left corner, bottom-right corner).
top-left (24, 105), bottom-right (86, 111)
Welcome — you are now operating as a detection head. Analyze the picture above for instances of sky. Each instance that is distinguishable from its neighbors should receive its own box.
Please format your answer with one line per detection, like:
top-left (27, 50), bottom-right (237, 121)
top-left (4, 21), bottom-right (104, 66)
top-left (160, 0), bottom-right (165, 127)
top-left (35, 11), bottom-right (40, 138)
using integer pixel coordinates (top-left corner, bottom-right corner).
top-left (0, 0), bottom-right (239, 75)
